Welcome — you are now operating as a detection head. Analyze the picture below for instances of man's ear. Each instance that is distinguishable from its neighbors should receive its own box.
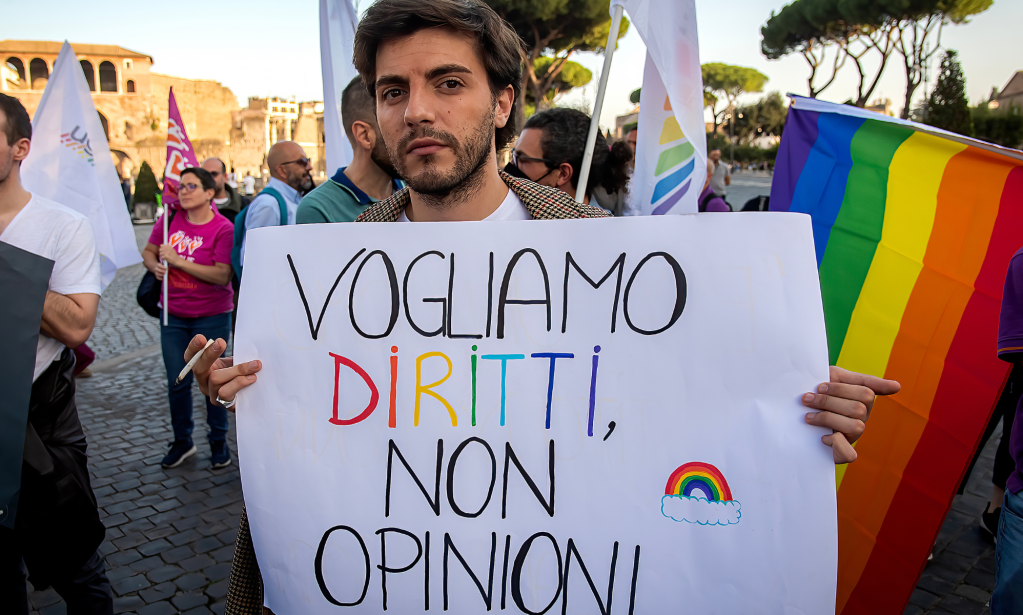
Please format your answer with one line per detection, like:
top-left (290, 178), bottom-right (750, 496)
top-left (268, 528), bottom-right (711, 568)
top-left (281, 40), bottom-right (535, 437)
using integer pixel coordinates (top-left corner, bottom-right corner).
top-left (493, 85), bottom-right (515, 129)
top-left (12, 137), bottom-right (30, 163)
top-left (555, 162), bottom-right (574, 189)
top-left (351, 121), bottom-right (375, 152)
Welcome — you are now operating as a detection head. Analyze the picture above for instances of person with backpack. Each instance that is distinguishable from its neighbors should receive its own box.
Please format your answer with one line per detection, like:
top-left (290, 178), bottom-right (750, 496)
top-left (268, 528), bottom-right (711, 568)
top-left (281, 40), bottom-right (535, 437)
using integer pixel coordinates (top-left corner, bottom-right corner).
top-left (233, 141), bottom-right (312, 275)
top-left (141, 167), bottom-right (235, 470)
top-left (296, 77), bottom-right (404, 224)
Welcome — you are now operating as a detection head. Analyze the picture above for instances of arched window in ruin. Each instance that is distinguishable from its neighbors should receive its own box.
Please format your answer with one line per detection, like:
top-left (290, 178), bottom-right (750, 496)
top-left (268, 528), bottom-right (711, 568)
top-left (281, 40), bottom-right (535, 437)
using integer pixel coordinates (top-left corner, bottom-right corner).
top-left (5, 57), bottom-right (26, 89)
top-left (99, 61), bottom-right (117, 92)
top-left (125, 79), bottom-right (135, 93)
top-left (29, 58), bottom-right (48, 90)
top-left (80, 60), bottom-right (95, 91)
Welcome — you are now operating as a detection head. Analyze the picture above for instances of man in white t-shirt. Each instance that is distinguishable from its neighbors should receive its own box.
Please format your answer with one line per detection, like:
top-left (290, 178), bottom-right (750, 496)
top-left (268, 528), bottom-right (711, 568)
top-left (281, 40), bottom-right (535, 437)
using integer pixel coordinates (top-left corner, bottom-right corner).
top-left (0, 94), bottom-right (112, 614)
top-left (242, 171), bottom-right (256, 196)
top-left (709, 148), bottom-right (731, 198)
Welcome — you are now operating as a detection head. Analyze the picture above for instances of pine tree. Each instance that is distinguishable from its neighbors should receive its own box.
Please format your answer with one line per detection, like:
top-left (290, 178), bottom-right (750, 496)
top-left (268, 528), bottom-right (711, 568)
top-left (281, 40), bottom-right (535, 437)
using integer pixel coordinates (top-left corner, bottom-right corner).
top-left (925, 50), bottom-right (973, 137)
top-left (133, 161), bottom-right (160, 205)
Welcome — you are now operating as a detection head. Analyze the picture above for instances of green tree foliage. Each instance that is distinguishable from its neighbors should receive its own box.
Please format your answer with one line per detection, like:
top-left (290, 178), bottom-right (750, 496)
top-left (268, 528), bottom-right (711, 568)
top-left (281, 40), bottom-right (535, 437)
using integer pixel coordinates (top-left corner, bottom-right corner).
top-left (972, 105), bottom-right (1023, 148)
top-left (923, 50), bottom-right (972, 136)
top-left (485, 0), bottom-right (629, 129)
top-left (525, 57), bottom-right (593, 108)
top-left (629, 87), bottom-right (641, 105)
top-left (702, 63), bottom-right (768, 133)
top-left (722, 92), bottom-right (788, 145)
top-left (133, 161), bottom-right (160, 205)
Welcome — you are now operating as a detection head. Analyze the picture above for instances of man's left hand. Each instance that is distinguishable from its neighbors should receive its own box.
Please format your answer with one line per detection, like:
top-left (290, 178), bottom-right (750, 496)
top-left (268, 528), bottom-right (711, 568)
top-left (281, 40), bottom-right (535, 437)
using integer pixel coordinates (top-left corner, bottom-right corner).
top-left (802, 366), bottom-right (901, 464)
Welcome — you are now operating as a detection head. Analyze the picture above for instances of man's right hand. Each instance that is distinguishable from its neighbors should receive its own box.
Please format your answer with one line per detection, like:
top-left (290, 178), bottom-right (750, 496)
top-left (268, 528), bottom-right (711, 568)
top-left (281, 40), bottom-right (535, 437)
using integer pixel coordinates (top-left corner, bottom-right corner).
top-left (184, 334), bottom-right (262, 410)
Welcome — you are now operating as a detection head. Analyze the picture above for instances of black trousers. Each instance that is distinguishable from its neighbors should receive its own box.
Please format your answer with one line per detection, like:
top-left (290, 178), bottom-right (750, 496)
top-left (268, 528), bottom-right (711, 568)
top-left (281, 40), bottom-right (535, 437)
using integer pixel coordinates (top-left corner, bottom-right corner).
top-left (0, 349), bottom-right (112, 614)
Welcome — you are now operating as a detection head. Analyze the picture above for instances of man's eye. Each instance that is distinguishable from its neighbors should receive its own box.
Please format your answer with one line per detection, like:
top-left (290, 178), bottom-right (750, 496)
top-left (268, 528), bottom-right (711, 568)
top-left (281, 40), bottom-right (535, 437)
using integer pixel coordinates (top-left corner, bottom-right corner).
top-left (440, 79), bottom-right (462, 89)
top-left (382, 88), bottom-right (404, 100)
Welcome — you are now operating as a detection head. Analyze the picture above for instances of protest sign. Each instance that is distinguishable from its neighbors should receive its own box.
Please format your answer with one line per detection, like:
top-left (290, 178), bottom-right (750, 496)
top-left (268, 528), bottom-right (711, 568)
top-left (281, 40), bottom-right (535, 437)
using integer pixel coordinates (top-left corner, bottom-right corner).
top-left (235, 214), bottom-right (837, 613)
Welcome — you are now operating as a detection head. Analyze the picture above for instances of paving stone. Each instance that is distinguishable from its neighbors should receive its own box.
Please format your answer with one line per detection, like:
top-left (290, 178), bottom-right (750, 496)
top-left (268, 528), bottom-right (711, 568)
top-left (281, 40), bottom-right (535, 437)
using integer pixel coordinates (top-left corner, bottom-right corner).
top-left (182, 607), bottom-right (214, 615)
top-left (146, 563), bottom-right (186, 584)
top-left (138, 581), bottom-right (176, 604)
top-left (204, 562), bottom-right (232, 582)
top-left (111, 574), bottom-right (151, 595)
top-left (113, 595), bottom-right (144, 614)
top-left (137, 538), bottom-right (173, 557)
top-left (129, 555), bottom-right (166, 573)
top-left (180, 554), bottom-right (216, 572)
top-left (935, 593), bottom-right (988, 615)
top-left (172, 592), bottom-right (209, 611)
top-left (193, 536), bottom-right (223, 554)
top-left (160, 545), bottom-right (195, 564)
top-left (137, 601), bottom-right (177, 615)
top-left (953, 583), bottom-right (992, 604)
top-left (175, 571), bottom-right (209, 592)
top-left (964, 568), bottom-right (997, 592)
top-left (908, 588), bottom-right (940, 610)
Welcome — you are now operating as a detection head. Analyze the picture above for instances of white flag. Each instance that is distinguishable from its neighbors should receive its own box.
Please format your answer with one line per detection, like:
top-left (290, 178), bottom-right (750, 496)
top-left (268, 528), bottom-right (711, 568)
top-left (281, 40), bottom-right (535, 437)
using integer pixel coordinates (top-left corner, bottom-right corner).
top-left (614, 0), bottom-right (706, 215)
top-left (319, 0), bottom-right (359, 174)
top-left (21, 42), bottom-right (141, 289)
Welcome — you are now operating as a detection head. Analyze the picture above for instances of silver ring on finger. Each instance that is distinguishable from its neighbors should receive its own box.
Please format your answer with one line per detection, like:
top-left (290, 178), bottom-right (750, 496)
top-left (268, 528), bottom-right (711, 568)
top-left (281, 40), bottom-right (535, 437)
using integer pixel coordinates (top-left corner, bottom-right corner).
top-left (216, 393), bottom-right (237, 409)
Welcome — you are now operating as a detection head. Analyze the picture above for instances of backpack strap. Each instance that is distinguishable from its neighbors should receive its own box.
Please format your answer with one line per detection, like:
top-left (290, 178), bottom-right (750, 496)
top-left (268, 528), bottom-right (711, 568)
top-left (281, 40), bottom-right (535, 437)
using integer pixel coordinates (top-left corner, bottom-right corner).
top-left (259, 187), bottom-right (289, 226)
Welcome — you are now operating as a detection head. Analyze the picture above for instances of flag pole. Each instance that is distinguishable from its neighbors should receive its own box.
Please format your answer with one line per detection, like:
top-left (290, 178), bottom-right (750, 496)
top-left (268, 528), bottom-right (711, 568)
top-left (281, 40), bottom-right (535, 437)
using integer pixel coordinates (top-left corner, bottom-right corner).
top-left (161, 199), bottom-right (168, 326)
top-left (575, 3), bottom-right (625, 204)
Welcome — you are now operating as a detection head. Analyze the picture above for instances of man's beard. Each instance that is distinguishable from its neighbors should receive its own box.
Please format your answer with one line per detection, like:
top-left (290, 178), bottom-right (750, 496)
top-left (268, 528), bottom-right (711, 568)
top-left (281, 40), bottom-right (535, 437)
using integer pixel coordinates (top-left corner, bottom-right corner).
top-left (0, 152), bottom-right (13, 185)
top-left (288, 169), bottom-right (314, 195)
top-left (386, 108), bottom-right (494, 207)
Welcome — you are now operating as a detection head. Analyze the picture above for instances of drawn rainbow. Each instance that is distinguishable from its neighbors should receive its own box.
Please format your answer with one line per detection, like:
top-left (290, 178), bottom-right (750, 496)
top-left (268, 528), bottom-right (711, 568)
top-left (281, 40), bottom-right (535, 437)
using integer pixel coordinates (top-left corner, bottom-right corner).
top-left (664, 462), bottom-right (732, 502)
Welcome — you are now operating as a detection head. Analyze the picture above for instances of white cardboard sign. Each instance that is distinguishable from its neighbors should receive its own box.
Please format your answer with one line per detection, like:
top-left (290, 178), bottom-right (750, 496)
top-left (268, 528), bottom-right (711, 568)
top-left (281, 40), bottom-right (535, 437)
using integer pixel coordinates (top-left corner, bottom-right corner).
top-left (235, 213), bottom-right (837, 614)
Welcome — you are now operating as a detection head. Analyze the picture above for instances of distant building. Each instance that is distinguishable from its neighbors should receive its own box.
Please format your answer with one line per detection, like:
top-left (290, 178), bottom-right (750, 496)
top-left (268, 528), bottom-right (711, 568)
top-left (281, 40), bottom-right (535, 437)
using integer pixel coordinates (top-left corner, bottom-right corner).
top-left (864, 98), bottom-right (895, 116)
top-left (991, 71), bottom-right (1023, 110)
top-left (2, 40), bottom-right (325, 181)
top-left (614, 107), bottom-right (639, 139)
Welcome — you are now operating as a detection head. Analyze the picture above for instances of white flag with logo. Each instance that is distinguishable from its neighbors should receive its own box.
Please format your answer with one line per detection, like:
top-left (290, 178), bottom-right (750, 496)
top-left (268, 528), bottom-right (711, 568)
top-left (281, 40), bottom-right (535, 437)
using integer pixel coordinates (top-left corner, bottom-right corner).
top-left (320, 0), bottom-right (359, 174)
top-left (614, 0), bottom-right (706, 215)
top-left (21, 41), bottom-right (141, 289)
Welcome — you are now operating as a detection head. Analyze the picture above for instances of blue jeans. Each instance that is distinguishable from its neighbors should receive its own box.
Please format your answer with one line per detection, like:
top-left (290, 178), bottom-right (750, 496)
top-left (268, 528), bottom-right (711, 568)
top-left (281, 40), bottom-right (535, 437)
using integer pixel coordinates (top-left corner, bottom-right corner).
top-left (160, 312), bottom-right (232, 444)
top-left (993, 489), bottom-right (1023, 614)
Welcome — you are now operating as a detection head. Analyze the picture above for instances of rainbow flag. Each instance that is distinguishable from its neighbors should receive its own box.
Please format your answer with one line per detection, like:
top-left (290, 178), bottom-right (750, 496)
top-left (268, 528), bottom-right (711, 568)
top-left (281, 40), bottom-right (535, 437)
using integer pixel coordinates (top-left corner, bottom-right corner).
top-left (771, 96), bottom-right (1023, 615)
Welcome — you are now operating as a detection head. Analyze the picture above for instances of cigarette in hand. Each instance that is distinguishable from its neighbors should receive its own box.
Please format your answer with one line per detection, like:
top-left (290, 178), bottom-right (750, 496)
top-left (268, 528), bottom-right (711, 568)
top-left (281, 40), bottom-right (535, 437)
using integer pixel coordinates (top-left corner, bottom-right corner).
top-left (176, 338), bottom-right (216, 384)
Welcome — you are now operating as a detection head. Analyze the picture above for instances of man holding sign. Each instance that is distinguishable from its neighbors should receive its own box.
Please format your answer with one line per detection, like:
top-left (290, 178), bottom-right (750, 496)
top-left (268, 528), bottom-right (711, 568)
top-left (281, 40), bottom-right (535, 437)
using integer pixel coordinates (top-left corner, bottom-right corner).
top-left (187, 1), bottom-right (898, 612)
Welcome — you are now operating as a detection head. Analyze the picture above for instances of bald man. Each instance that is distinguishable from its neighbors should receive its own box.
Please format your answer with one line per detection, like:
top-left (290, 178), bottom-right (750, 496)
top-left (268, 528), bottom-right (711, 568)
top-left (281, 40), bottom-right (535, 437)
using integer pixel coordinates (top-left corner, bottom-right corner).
top-left (239, 141), bottom-right (313, 265)
top-left (201, 157), bottom-right (243, 223)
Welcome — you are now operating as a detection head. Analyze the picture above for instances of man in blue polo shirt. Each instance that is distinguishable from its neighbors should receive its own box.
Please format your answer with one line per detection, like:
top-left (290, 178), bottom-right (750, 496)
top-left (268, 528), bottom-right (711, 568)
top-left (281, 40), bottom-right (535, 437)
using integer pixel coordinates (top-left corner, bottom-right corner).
top-left (297, 77), bottom-right (403, 224)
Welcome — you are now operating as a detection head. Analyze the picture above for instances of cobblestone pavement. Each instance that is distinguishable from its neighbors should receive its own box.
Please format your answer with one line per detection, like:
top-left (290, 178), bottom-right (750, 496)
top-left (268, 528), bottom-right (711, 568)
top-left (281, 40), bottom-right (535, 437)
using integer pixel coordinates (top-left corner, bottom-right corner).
top-left (88, 224), bottom-right (159, 363)
top-left (25, 219), bottom-right (1005, 615)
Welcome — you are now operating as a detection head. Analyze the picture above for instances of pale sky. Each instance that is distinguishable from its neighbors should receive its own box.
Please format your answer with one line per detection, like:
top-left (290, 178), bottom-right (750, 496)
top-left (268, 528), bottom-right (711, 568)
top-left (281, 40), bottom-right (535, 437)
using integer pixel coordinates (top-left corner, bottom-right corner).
top-left (6, 0), bottom-right (1020, 130)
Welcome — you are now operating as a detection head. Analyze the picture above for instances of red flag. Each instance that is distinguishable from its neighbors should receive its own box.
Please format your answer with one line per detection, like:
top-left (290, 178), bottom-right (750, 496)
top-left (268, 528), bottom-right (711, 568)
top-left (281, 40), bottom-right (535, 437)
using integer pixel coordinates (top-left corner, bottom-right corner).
top-left (161, 87), bottom-right (199, 209)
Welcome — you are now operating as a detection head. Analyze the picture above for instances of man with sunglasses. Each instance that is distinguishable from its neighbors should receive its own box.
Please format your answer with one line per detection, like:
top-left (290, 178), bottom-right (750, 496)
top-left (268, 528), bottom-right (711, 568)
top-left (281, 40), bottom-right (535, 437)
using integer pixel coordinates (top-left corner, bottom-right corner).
top-left (238, 141), bottom-right (314, 266)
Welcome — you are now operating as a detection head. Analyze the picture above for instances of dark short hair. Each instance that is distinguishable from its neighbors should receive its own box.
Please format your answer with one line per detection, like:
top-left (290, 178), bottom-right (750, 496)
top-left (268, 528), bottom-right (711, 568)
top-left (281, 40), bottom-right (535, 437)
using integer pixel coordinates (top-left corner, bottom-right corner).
top-left (524, 108), bottom-right (633, 196)
top-left (341, 76), bottom-right (377, 144)
top-left (353, 0), bottom-right (524, 151)
top-left (0, 93), bottom-right (32, 146)
top-left (206, 157), bottom-right (227, 174)
top-left (180, 167), bottom-right (216, 193)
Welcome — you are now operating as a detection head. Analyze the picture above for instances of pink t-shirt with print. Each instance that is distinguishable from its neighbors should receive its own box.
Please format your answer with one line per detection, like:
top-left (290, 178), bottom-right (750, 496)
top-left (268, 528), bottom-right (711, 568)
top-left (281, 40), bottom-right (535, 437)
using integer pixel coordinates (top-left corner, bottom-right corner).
top-left (149, 210), bottom-right (234, 318)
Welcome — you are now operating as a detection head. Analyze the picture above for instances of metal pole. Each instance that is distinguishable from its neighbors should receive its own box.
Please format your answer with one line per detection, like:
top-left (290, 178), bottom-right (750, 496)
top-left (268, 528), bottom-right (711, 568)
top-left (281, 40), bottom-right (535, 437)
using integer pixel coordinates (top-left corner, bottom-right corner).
top-left (575, 3), bottom-right (624, 204)
top-left (162, 206), bottom-right (169, 326)
top-left (729, 104), bottom-right (735, 165)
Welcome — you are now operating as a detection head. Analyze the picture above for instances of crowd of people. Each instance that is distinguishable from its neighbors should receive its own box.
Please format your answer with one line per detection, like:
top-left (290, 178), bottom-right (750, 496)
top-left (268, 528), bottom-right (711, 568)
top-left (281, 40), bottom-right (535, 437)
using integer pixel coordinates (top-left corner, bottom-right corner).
top-left (1, 0), bottom-right (1020, 612)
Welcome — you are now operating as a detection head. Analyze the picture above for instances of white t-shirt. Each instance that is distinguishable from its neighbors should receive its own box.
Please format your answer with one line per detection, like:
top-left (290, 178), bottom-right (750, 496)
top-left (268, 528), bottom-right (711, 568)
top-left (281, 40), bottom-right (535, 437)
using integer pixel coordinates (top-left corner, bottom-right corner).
top-left (242, 175), bottom-right (256, 195)
top-left (0, 195), bottom-right (102, 380)
top-left (710, 161), bottom-right (730, 196)
top-left (397, 188), bottom-right (531, 222)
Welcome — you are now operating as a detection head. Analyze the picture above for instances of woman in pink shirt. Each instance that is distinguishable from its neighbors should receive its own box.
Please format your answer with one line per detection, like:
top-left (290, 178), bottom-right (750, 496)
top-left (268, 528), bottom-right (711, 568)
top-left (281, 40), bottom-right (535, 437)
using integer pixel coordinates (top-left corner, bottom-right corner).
top-left (142, 167), bottom-right (235, 470)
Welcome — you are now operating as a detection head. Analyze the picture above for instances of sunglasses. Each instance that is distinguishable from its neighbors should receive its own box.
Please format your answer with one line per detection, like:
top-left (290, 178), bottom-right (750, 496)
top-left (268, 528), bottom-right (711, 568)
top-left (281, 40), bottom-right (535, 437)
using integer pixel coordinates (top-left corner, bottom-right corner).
top-left (512, 151), bottom-right (554, 167)
top-left (281, 157), bottom-right (312, 168)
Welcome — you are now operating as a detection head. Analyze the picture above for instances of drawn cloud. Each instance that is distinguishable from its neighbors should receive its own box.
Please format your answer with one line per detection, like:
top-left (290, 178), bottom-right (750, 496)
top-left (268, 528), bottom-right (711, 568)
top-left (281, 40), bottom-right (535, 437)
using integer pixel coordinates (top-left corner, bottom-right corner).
top-left (661, 495), bottom-right (741, 526)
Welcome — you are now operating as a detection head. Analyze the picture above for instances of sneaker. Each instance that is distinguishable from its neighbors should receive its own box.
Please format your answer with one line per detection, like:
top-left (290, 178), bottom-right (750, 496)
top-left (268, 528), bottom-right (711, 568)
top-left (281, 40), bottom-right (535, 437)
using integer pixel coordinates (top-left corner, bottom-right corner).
top-left (211, 440), bottom-right (232, 469)
top-left (980, 506), bottom-right (1001, 542)
top-left (161, 440), bottom-right (197, 468)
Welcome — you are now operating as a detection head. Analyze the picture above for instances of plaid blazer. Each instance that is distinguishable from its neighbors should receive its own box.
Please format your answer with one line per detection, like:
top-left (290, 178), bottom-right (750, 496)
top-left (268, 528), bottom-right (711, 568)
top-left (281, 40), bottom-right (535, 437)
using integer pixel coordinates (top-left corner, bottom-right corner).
top-left (224, 171), bottom-right (609, 614)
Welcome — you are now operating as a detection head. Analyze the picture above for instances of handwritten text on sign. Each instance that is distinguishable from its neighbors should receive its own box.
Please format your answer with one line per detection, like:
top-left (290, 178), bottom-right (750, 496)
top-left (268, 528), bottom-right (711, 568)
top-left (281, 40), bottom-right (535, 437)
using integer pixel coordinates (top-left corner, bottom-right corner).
top-left (235, 214), bottom-right (837, 614)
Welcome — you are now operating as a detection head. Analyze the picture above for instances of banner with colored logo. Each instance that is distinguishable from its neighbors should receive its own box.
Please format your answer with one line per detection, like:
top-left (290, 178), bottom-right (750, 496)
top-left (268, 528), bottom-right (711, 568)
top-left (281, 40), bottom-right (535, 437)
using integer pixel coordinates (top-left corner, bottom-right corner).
top-left (614, 0), bottom-right (706, 215)
top-left (235, 215), bottom-right (837, 613)
top-left (21, 41), bottom-right (142, 290)
top-left (162, 87), bottom-right (199, 209)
